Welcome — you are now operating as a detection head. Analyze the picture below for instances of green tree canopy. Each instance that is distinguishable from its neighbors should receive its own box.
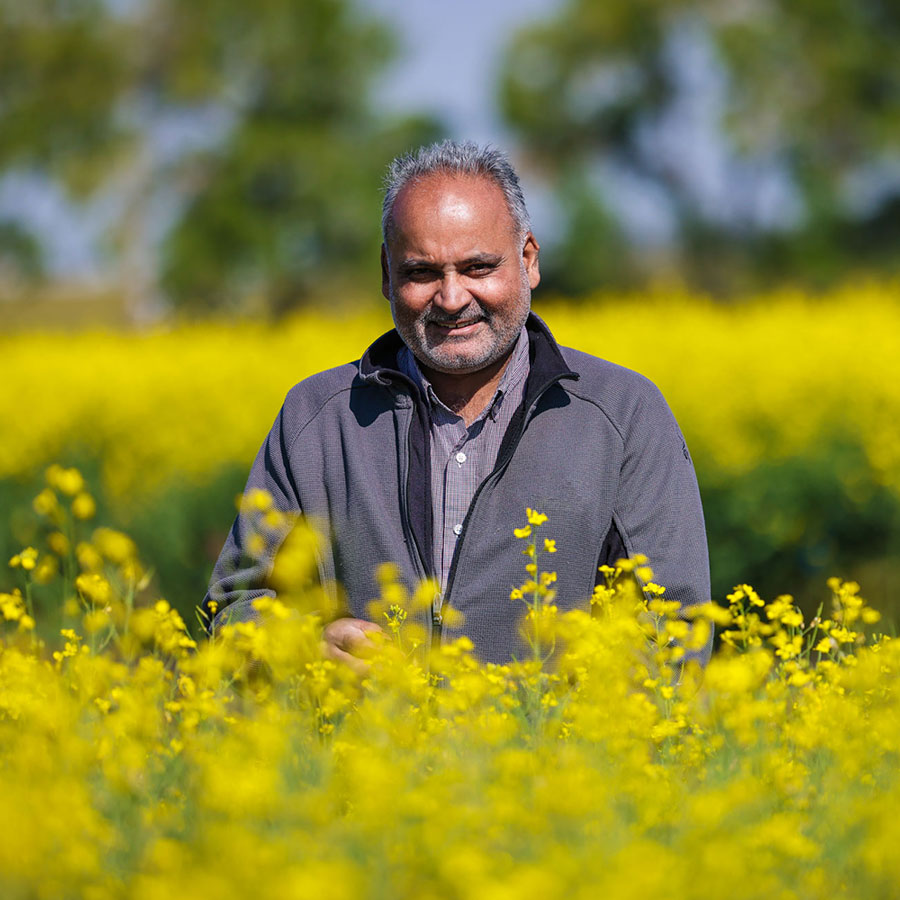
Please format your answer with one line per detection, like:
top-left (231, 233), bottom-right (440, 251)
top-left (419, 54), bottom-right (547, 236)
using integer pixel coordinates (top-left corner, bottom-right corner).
top-left (0, 0), bottom-right (442, 313)
top-left (499, 0), bottom-right (900, 293)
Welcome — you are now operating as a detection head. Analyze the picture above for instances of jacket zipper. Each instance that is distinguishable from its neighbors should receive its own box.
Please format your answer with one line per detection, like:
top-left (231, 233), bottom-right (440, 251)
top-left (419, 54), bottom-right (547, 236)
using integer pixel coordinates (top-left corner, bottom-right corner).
top-left (399, 399), bottom-right (431, 584)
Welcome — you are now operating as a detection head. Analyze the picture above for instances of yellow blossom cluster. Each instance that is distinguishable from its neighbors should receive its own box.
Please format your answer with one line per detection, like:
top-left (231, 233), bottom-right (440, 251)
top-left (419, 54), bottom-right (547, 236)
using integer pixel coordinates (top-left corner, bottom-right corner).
top-left (2, 285), bottom-right (899, 511)
top-left (2, 485), bottom-right (899, 897)
top-left (547, 281), bottom-right (900, 491)
top-left (0, 310), bottom-right (389, 504)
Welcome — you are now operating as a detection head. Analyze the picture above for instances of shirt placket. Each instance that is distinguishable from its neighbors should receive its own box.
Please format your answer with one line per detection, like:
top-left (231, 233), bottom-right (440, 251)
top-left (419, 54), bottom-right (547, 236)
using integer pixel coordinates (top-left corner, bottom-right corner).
top-left (439, 423), bottom-right (475, 590)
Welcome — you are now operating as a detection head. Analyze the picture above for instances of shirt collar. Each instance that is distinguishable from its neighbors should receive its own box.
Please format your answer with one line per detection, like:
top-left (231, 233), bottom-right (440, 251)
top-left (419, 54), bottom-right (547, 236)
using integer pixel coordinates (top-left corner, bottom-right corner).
top-left (398, 326), bottom-right (530, 423)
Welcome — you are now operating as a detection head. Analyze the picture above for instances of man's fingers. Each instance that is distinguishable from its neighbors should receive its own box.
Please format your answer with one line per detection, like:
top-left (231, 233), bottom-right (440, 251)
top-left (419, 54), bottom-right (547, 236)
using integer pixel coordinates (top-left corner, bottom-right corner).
top-left (339, 623), bottom-right (380, 650)
top-left (322, 617), bottom-right (383, 672)
top-left (323, 641), bottom-right (371, 676)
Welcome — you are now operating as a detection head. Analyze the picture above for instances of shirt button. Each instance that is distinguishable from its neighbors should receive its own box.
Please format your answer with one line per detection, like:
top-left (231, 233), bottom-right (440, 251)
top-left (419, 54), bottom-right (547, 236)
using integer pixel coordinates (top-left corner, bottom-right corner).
top-left (455, 451), bottom-right (467, 464)
top-left (453, 523), bottom-right (463, 536)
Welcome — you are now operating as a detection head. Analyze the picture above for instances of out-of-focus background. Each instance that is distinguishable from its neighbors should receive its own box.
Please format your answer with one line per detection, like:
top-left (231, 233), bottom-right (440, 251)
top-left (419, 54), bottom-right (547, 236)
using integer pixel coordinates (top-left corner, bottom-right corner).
top-left (2, 0), bottom-right (899, 630)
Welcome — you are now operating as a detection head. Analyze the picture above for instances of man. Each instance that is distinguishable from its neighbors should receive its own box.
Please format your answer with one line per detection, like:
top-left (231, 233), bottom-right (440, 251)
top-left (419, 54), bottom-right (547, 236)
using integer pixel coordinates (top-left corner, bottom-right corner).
top-left (204, 140), bottom-right (711, 668)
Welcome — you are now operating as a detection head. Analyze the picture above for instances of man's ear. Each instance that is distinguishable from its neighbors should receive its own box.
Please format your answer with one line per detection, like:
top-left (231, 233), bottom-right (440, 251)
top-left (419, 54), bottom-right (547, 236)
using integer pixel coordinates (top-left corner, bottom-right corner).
top-left (381, 244), bottom-right (391, 300)
top-left (523, 232), bottom-right (541, 290)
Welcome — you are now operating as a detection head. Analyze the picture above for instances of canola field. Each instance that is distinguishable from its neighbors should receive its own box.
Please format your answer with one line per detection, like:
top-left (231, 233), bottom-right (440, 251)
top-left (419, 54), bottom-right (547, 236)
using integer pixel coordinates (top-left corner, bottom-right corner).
top-left (1, 470), bottom-right (898, 899)
top-left (2, 283), bottom-right (900, 897)
top-left (2, 281), bottom-right (899, 613)
top-left (3, 283), bottom-right (899, 502)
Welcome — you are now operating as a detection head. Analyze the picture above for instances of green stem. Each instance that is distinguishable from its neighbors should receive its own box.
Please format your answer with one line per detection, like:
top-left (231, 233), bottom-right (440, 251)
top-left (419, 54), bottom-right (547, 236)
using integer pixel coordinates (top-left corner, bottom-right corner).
top-left (532, 535), bottom-right (541, 664)
top-left (61, 509), bottom-right (76, 619)
top-left (24, 576), bottom-right (34, 621)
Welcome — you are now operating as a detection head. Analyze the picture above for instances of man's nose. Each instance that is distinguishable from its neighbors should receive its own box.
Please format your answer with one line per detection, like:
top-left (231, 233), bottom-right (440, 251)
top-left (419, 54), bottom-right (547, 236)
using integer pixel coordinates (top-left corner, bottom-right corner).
top-left (434, 272), bottom-right (470, 314)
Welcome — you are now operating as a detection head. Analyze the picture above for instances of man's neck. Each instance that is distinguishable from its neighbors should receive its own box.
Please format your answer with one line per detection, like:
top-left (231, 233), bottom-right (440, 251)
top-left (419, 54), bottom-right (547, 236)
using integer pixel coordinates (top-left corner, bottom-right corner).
top-left (420, 349), bottom-right (515, 427)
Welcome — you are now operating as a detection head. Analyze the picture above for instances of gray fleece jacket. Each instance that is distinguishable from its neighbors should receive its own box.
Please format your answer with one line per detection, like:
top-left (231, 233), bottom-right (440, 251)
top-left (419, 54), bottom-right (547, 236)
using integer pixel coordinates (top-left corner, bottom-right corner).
top-left (204, 313), bottom-right (712, 665)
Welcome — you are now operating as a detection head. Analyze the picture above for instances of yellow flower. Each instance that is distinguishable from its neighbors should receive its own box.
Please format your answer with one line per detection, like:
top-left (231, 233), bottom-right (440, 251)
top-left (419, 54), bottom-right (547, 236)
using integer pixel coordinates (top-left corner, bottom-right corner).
top-left (83, 608), bottom-right (111, 635)
top-left (9, 547), bottom-right (38, 571)
top-left (543, 538), bottom-right (557, 554)
top-left (92, 527), bottom-right (137, 563)
top-left (440, 605), bottom-right (464, 628)
top-left (76, 542), bottom-right (104, 573)
top-left (46, 464), bottom-right (85, 496)
top-left (0, 591), bottom-right (25, 621)
top-left (526, 508), bottom-right (548, 526)
top-left (682, 602), bottom-right (732, 626)
top-left (33, 556), bottom-right (59, 585)
top-left (75, 572), bottom-right (112, 605)
top-left (513, 525), bottom-right (532, 539)
top-left (728, 584), bottom-right (765, 608)
top-left (241, 488), bottom-right (274, 513)
top-left (72, 492), bottom-right (97, 520)
top-left (48, 532), bottom-right (69, 556)
top-left (32, 488), bottom-right (61, 520)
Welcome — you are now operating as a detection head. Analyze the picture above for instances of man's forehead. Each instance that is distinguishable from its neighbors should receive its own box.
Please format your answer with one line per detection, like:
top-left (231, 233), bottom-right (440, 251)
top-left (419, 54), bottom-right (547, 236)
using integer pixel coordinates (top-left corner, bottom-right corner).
top-left (387, 172), bottom-right (516, 244)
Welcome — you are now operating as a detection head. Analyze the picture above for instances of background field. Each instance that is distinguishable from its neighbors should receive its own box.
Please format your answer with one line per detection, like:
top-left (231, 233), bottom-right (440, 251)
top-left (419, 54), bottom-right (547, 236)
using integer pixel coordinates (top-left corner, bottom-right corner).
top-left (4, 282), bottom-right (899, 631)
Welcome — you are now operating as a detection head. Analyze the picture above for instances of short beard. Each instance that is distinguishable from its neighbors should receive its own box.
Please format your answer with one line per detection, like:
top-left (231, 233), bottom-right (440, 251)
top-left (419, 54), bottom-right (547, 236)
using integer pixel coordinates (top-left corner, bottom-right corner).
top-left (401, 300), bottom-right (527, 375)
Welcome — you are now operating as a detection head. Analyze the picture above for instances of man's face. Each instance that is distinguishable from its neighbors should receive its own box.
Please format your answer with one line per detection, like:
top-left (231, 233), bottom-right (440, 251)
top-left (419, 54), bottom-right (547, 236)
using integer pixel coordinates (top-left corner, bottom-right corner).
top-left (381, 173), bottom-right (540, 376)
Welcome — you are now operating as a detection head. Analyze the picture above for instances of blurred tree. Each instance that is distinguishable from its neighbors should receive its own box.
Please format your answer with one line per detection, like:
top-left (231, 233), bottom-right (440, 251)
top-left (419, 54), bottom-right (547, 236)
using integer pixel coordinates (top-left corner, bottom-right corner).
top-left (0, 221), bottom-right (43, 284)
top-left (499, 0), bottom-right (900, 294)
top-left (0, 1), bottom-right (130, 194)
top-left (0, 0), bottom-right (441, 315)
top-left (156, 0), bottom-right (442, 314)
top-left (0, 0), bottom-right (128, 281)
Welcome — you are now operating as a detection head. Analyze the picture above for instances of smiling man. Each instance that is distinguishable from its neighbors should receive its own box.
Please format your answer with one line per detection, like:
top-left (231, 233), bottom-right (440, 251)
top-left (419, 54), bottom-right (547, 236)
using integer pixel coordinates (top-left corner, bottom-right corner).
top-left (204, 140), bottom-right (712, 667)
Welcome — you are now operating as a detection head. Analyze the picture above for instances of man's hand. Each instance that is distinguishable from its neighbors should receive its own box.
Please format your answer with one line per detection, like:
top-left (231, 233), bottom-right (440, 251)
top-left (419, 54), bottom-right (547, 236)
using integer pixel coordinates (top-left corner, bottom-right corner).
top-left (322, 617), bottom-right (383, 674)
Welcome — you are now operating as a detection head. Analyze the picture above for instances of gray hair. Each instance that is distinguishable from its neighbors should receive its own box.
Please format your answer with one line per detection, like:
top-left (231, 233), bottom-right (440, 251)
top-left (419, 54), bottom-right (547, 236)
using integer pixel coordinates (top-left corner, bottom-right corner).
top-left (381, 140), bottom-right (532, 241)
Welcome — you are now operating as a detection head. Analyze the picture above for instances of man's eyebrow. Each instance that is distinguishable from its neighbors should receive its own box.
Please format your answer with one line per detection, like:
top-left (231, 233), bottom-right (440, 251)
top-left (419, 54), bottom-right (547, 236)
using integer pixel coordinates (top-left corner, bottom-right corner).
top-left (396, 253), bottom-right (505, 273)
top-left (398, 258), bottom-right (438, 271)
top-left (401, 253), bottom-right (503, 266)
top-left (460, 253), bottom-right (503, 266)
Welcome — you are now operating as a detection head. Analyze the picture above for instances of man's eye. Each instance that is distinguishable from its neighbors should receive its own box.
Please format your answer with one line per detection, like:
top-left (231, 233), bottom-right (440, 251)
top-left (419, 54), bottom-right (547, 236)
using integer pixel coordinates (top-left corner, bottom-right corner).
top-left (466, 264), bottom-right (496, 276)
top-left (405, 268), bottom-right (436, 281)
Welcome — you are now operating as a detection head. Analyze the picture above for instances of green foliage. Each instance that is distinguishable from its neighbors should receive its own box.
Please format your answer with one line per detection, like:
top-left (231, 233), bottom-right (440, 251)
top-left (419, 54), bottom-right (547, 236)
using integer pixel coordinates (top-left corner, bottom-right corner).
top-left (0, 0), bottom-right (443, 313)
top-left (0, 0), bottom-right (131, 195)
top-left (0, 221), bottom-right (43, 281)
top-left (702, 440), bottom-right (900, 616)
top-left (499, 0), bottom-right (900, 293)
top-left (123, 464), bottom-right (248, 628)
top-left (163, 116), bottom-right (441, 315)
top-left (156, 0), bottom-right (442, 313)
top-left (539, 170), bottom-right (632, 295)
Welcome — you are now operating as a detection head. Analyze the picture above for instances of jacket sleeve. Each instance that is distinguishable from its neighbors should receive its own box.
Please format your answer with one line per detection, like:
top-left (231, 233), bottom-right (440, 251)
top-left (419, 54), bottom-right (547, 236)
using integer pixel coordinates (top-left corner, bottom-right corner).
top-left (202, 400), bottom-right (301, 634)
top-left (613, 378), bottom-right (713, 665)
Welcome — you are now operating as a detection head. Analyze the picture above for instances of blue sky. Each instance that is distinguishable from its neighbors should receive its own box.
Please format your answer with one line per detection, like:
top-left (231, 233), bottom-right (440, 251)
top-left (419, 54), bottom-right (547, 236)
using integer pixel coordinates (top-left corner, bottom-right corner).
top-left (368, 0), bottom-right (559, 144)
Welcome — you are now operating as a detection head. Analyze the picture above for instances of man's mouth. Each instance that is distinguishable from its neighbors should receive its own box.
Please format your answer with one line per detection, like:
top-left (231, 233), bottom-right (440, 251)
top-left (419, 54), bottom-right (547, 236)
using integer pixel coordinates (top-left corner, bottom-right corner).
top-left (428, 317), bottom-right (484, 335)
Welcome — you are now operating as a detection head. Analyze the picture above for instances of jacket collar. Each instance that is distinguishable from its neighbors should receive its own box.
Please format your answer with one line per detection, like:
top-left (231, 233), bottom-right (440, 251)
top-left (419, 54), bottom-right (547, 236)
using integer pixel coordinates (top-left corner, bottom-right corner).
top-left (359, 312), bottom-right (578, 395)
